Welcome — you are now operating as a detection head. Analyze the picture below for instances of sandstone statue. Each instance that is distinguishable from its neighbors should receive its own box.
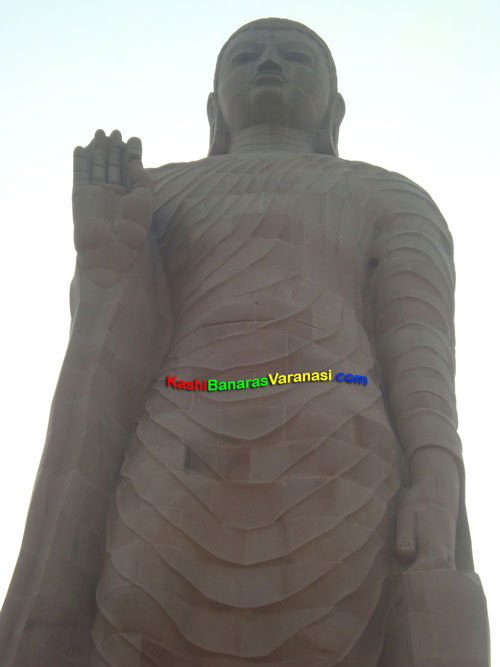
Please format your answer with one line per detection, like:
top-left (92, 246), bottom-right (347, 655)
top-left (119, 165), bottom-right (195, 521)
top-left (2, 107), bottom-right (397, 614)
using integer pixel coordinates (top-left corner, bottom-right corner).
top-left (0, 17), bottom-right (489, 666)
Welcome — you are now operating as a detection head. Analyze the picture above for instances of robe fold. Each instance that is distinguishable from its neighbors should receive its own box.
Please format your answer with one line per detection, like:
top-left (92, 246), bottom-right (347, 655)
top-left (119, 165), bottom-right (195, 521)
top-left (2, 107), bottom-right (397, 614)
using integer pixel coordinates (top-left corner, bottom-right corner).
top-left (0, 154), bottom-right (482, 666)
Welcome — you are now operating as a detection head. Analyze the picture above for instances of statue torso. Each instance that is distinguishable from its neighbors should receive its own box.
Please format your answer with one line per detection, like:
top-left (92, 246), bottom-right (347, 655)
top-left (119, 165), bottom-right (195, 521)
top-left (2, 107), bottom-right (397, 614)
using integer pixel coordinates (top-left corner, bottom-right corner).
top-left (95, 154), bottom-right (401, 665)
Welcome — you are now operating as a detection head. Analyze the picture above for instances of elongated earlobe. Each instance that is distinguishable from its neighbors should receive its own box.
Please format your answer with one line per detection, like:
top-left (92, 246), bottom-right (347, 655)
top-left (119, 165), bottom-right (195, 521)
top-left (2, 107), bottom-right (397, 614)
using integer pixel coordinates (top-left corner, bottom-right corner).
top-left (315, 92), bottom-right (345, 157)
top-left (207, 92), bottom-right (229, 156)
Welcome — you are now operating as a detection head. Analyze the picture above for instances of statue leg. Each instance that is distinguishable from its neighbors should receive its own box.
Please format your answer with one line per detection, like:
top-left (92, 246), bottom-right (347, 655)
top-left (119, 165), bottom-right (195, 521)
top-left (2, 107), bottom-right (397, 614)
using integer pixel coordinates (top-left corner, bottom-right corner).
top-left (88, 638), bottom-right (111, 667)
top-left (89, 558), bottom-right (166, 667)
top-left (377, 575), bottom-right (412, 667)
top-left (331, 577), bottom-right (392, 667)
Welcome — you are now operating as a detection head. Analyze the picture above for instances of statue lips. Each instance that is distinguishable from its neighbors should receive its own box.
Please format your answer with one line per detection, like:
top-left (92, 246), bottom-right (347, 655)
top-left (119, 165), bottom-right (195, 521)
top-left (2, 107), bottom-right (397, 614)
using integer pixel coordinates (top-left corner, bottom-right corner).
top-left (252, 70), bottom-right (288, 84)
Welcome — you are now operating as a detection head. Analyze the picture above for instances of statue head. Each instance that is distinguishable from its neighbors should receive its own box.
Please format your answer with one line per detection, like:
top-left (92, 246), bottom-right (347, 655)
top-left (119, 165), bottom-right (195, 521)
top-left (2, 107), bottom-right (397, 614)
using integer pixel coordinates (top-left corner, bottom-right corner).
top-left (207, 18), bottom-right (345, 156)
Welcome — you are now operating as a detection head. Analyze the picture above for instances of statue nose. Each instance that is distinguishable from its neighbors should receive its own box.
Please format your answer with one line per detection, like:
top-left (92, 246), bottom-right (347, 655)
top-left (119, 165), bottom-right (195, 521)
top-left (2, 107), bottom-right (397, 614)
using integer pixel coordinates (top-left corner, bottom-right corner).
top-left (256, 59), bottom-right (283, 75)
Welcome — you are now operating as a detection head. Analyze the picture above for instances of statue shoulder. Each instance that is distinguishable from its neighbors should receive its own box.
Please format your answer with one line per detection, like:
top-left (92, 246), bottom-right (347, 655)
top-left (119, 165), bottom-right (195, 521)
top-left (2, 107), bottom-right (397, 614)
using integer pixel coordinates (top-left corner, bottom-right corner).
top-left (335, 158), bottom-right (431, 200)
top-left (319, 157), bottom-right (420, 201)
top-left (353, 162), bottom-right (441, 216)
top-left (353, 162), bottom-right (454, 259)
top-left (147, 158), bottom-right (213, 209)
top-left (146, 159), bottom-right (195, 183)
top-left (342, 160), bottom-right (451, 238)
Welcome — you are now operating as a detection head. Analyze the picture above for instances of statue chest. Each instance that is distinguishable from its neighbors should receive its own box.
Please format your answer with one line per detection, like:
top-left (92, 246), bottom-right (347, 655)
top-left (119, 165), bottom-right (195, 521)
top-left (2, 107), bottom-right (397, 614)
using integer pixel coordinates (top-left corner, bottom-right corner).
top-left (146, 156), bottom-right (382, 450)
top-left (153, 155), bottom-right (374, 323)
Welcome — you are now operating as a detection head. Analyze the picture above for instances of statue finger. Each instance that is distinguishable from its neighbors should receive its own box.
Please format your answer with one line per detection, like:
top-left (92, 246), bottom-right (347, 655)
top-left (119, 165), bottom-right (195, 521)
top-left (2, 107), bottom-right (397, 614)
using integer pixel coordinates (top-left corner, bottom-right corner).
top-left (91, 129), bottom-right (107, 183)
top-left (108, 129), bottom-right (123, 185)
top-left (128, 158), bottom-right (153, 191)
top-left (73, 146), bottom-right (89, 185)
top-left (126, 136), bottom-right (142, 162)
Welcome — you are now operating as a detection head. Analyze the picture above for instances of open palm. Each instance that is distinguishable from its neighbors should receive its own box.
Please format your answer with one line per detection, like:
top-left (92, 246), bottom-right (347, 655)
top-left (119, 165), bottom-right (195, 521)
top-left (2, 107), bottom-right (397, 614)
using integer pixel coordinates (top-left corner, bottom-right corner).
top-left (72, 129), bottom-right (153, 287)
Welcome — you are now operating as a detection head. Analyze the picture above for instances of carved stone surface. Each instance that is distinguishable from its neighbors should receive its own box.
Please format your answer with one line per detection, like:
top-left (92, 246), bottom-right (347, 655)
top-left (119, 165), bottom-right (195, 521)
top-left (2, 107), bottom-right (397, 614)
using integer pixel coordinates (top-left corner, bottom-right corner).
top-left (0, 17), bottom-right (489, 666)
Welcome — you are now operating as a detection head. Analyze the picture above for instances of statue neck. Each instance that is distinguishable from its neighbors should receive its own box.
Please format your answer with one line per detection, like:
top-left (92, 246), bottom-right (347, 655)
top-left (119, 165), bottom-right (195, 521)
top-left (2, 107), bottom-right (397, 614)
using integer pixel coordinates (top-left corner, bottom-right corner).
top-left (227, 124), bottom-right (315, 154)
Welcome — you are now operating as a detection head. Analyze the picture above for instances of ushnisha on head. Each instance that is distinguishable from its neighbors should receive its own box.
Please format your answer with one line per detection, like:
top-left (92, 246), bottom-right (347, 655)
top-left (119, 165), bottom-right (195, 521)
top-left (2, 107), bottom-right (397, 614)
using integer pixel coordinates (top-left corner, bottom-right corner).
top-left (207, 17), bottom-right (345, 157)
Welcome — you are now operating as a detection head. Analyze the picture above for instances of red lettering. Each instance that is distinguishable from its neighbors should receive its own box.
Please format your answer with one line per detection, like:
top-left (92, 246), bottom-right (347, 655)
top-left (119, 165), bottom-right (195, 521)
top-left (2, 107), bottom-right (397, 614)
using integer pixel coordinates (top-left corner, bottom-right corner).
top-left (166, 375), bottom-right (177, 388)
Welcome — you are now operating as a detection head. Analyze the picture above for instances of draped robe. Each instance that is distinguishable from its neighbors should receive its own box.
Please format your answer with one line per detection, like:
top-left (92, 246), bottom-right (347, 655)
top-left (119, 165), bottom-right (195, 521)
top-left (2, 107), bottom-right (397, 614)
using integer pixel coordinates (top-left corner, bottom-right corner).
top-left (0, 153), bottom-right (479, 666)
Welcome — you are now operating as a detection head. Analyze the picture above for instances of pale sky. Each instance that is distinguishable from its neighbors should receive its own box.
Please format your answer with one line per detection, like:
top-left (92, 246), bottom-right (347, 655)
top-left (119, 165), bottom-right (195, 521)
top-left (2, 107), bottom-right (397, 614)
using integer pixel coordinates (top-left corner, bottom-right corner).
top-left (0, 0), bottom-right (498, 661)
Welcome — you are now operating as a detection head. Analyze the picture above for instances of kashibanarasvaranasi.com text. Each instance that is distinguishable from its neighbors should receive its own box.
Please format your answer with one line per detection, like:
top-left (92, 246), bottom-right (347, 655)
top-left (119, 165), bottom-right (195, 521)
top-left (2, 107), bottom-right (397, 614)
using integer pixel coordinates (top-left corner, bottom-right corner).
top-left (165, 371), bottom-right (368, 392)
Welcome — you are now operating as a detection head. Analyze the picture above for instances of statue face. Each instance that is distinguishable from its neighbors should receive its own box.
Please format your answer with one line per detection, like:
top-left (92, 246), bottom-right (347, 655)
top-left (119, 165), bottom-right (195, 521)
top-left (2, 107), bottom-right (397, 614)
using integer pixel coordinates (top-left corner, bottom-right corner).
top-left (215, 27), bottom-right (332, 133)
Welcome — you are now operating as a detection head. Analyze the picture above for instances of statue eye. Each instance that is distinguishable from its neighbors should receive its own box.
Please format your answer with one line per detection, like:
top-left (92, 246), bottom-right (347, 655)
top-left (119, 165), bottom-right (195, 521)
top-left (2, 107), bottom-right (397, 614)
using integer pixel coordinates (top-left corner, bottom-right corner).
top-left (284, 52), bottom-right (312, 65)
top-left (232, 52), bottom-right (258, 66)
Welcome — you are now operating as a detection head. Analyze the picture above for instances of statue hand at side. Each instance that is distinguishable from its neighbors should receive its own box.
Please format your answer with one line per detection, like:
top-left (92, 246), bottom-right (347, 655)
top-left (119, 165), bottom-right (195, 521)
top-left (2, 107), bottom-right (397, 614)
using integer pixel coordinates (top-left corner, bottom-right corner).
top-left (395, 447), bottom-right (460, 570)
top-left (72, 129), bottom-right (154, 287)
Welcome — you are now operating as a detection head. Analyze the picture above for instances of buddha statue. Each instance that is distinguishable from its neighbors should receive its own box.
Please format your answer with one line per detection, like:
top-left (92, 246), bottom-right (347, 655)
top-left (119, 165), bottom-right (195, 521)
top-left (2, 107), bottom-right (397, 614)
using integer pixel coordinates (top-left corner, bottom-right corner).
top-left (0, 17), bottom-right (489, 666)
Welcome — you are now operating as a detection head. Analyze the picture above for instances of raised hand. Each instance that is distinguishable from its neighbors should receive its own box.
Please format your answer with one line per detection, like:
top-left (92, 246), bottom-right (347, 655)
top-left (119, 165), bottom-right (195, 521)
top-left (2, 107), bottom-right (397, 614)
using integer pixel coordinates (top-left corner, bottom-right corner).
top-left (72, 129), bottom-right (154, 287)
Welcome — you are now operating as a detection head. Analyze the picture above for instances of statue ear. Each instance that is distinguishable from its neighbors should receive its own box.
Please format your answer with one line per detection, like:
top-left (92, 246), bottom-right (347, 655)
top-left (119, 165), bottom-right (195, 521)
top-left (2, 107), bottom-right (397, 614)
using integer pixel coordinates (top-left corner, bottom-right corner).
top-left (315, 92), bottom-right (345, 157)
top-left (207, 92), bottom-right (229, 156)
